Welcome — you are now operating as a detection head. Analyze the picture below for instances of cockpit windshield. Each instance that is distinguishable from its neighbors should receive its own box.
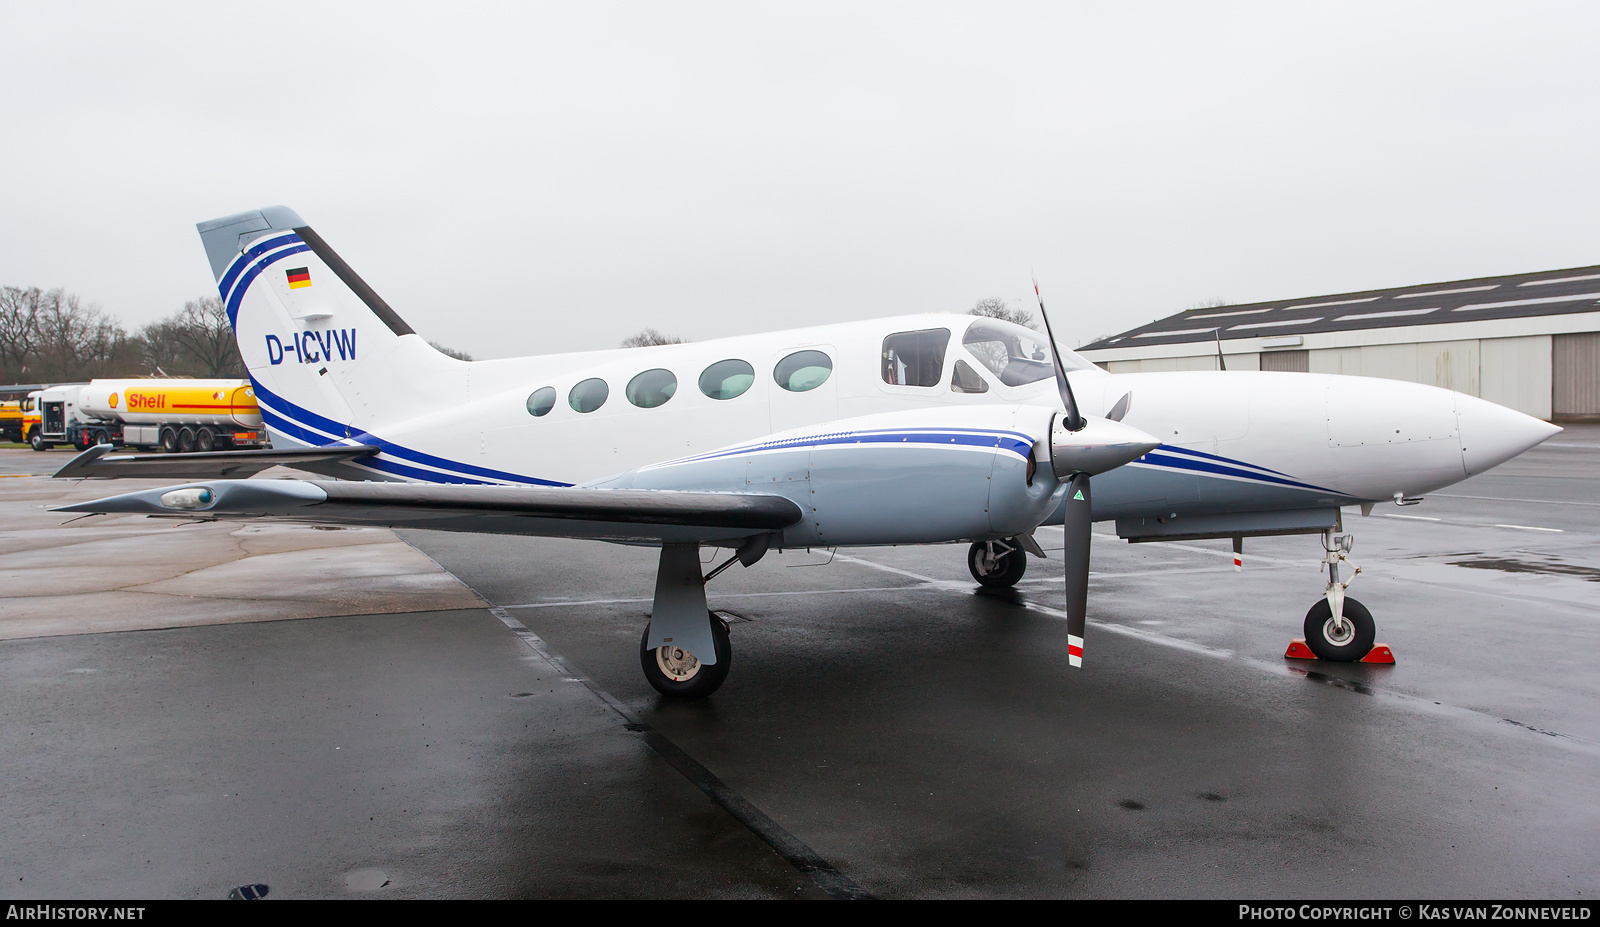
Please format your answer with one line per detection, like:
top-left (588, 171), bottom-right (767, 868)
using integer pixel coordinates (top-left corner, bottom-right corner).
top-left (961, 318), bottom-right (1095, 387)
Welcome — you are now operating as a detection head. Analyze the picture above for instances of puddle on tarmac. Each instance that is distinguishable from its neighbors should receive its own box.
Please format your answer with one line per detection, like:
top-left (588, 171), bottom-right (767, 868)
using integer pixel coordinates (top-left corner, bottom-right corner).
top-left (1448, 556), bottom-right (1600, 582)
top-left (345, 869), bottom-right (391, 891)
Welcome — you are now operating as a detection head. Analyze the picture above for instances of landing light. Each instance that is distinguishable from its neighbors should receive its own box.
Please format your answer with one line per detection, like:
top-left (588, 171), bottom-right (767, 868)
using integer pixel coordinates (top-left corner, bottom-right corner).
top-left (160, 487), bottom-right (215, 510)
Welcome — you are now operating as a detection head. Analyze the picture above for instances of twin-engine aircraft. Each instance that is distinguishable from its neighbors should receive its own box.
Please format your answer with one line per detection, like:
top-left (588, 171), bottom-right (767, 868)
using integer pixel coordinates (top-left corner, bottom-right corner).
top-left (56, 206), bottom-right (1560, 696)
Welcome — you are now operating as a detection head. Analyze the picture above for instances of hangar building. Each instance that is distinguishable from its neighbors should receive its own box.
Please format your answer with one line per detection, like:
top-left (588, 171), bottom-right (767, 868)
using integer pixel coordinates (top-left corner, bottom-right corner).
top-left (1076, 264), bottom-right (1600, 422)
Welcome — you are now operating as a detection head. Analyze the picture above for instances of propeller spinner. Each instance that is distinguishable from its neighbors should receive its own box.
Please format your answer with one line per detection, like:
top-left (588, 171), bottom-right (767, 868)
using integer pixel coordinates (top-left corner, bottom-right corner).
top-left (1033, 278), bottom-right (1159, 668)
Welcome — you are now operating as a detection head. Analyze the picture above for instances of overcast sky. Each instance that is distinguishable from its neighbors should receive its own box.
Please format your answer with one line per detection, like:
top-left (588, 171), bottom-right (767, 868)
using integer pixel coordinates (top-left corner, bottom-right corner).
top-left (3, 2), bottom-right (1598, 357)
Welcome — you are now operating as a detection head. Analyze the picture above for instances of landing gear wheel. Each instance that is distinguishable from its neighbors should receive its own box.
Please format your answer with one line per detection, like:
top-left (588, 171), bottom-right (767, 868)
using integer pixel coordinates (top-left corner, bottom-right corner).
top-left (640, 612), bottom-right (731, 698)
top-left (196, 427), bottom-right (216, 452)
top-left (1303, 596), bottom-right (1376, 662)
top-left (176, 427), bottom-right (196, 453)
top-left (160, 427), bottom-right (178, 453)
top-left (968, 540), bottom-right (1027, 588)
top-left (29, 429), bottom-right (50, 451)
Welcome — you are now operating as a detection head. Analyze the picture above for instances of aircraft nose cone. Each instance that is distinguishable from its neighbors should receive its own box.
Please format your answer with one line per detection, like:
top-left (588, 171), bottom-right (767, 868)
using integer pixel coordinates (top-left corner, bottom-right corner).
top-left (1456, 394), bottom-right (1561, 476)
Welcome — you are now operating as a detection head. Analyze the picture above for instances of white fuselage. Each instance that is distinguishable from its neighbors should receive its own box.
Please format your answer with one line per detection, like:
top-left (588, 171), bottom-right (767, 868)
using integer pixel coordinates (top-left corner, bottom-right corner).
top-left (250, 311), bottom-right (1556, 522)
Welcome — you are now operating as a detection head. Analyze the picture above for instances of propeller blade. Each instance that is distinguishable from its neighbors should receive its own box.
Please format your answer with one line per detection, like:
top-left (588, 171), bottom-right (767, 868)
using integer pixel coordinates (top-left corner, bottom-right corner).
top-left (1062, 471), bottom-right (1092, 668)
top-left (1033, 276), bottom-right (1083, 431)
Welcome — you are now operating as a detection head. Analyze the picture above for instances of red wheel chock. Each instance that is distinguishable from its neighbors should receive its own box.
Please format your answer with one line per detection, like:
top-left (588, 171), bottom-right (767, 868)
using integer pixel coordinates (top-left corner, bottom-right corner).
top-left (1284, 639), bottom-right (1395, 664)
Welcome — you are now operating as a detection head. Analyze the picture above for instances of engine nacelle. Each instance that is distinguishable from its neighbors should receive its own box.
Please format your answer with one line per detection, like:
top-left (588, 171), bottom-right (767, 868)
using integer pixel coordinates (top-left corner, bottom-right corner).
top-left (594, 405), bottom-right (1065, 548)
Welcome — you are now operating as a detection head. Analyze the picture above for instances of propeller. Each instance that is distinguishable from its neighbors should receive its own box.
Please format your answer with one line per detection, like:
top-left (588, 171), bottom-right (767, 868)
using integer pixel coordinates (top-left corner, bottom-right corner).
top-left (1032, 277), bottom-right (1158, 668)
top-left (1034, 277), bottom-right (1083, 432)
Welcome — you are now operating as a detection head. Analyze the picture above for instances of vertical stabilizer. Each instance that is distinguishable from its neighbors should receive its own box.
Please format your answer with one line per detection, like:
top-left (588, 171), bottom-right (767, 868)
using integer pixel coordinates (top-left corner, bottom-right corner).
top-left (198, 207), bottom-right (459, 452)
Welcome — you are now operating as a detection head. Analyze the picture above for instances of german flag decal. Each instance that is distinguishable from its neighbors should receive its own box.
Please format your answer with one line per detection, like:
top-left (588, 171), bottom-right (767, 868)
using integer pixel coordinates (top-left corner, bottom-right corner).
top-left (285, 267), bottom-right (312, 289)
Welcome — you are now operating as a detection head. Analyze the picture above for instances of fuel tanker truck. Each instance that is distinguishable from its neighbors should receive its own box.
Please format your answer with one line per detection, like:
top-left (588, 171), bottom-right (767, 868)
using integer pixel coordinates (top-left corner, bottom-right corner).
top-left (43, 379), bottom-right (270, 452)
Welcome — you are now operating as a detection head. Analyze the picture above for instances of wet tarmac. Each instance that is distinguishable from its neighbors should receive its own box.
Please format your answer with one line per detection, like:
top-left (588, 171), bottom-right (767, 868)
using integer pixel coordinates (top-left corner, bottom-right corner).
top-left (2, 431), bottom-right (1597, 898)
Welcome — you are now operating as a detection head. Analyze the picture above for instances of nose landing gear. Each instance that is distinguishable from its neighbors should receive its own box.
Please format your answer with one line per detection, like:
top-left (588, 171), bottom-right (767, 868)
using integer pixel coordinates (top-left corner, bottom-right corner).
top-left (1289, 529), bottom-right (1392, 663)
top-left (968, 539), bottom-right (1027, 588)
top-left (967, 534), bottom-right (1044, 588)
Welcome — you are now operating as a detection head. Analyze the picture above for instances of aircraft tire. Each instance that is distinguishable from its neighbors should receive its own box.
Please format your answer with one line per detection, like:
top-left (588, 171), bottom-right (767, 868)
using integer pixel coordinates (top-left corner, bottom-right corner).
top-left (1303, 596), bottom-right (1375, 662)
top-left (639, 613), bottom-right (731, 698)
top-left (968, 540), bottom-right (1027, 588)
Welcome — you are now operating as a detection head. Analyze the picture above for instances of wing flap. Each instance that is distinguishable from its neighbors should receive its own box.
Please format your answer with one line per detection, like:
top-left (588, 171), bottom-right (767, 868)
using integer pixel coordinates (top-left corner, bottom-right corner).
top-left (51, 478), bottom-right (805, 544)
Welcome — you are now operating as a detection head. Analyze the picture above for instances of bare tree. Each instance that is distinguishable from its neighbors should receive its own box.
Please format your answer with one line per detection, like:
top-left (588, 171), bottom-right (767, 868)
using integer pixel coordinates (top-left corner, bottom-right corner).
top-left (33, 290), bottom-right (129, 380)
top-left (137, 296), bottom-right (244, 377)
top-left (0, 286), bottom-right (43, 381)
top-left (620, 327), bottom-right (687, 348)
top-left (170, 296), bottom-right (242, 377)
top-left (138, 317), bottom-right (190, 375)
top-left (968, 297), bottom-right (1038, 330)
top-left (1184, 298), bottom-right (1231, 311)
top-left (429, 341), bottom-right (473, 361)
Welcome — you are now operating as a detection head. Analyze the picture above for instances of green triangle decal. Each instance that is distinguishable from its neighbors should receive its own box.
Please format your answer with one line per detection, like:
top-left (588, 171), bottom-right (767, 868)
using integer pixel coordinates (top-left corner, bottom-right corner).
top-left (1073, 490), bottom-right (1085, 501)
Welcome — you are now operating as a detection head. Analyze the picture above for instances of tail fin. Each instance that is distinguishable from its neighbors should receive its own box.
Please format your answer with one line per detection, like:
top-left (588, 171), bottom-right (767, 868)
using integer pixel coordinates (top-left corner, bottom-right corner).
top-left (198, 206), bottom-right (459, 449)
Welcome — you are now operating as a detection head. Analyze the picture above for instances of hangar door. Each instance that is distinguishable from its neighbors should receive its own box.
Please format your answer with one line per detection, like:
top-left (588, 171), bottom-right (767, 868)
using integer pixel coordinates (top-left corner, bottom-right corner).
top-left (1260, 349), bottom-right (1309, 372)
top-left (1553, 332), bottom-right (1600, 421)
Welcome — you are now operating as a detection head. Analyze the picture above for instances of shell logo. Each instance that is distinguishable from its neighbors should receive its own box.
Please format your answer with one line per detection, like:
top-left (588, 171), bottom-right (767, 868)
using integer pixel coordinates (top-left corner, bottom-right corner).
top-left (109, 393), bottom-right (119, 409)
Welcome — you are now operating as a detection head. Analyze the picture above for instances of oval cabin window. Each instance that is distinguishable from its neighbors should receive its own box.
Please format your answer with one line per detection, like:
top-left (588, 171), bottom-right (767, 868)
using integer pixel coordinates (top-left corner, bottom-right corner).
top-left (526, 387), bottom-right (557, 416)
top-left (625, 368), bottom-right (678, 408)
top-left (699, 359), bottom-right (755, 400)
top-left (568, 378), bottom-right (609, 413)
top-left (773, 350), bottom-right (833, 392)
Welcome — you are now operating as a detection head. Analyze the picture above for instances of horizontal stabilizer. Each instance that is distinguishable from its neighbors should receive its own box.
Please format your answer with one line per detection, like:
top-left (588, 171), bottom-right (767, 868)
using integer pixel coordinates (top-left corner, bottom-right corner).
top-left (51, 479), bottom-right (805, 545)
top-left (52, 443), bottom-right (380, 481)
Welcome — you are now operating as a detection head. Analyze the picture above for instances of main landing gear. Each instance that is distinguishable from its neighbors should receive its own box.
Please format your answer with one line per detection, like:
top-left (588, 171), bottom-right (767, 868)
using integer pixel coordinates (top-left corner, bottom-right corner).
top-left (967, 534), bottom-right (1045, 589)
top-left (1293, 528), bottom-right (1387, 663)
top-left (637, 535), bottom-right (770, 698)
top-left (640, 613), bottom-right (731, 698)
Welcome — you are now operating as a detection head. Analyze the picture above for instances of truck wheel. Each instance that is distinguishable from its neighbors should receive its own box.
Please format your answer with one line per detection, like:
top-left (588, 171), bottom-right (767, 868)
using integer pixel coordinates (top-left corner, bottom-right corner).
top-left (160, 427), bottom-right (178, 453)
top-left (29, 428), bottom-right (50, 452)
top-left (196, 427), bottom-right (216, 452)
top-left (176, 427), bottom-right (195, 453)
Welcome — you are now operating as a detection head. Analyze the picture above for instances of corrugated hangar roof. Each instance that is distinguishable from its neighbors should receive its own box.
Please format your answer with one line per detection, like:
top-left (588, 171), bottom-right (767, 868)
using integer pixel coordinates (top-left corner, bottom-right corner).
top-left (1079, 264), bottom-right (1600, 351)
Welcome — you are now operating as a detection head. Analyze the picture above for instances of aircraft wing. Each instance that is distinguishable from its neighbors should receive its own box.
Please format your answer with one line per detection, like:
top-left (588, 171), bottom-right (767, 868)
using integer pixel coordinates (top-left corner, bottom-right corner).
top-left (51, 478), bottom-right (805, 545)
top-left (52, 443), bottom-right (383, 481)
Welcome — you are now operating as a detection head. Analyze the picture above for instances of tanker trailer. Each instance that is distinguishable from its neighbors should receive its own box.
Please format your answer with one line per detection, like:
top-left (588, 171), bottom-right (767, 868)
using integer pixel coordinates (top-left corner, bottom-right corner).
top-left (75, 379), bottom-right (269, 452)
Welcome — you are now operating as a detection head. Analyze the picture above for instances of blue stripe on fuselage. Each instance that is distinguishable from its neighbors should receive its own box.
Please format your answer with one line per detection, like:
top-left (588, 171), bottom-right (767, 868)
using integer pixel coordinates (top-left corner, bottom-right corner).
top-left (250, 377), bottom-right (569, 487)
top-left (1135, 447), bottom-right (1349, 496)
top-left (672, 427), bottom-right (1036, 466)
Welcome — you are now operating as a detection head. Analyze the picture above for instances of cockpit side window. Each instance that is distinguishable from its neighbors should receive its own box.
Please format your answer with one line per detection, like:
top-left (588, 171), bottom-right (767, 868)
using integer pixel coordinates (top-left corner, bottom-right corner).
top-left (881, 328), bottom-right (951, 388)
top-left (962, 318), bottom-right (1093, 387)
top-left (951, 359), bottom-right (989, 394)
